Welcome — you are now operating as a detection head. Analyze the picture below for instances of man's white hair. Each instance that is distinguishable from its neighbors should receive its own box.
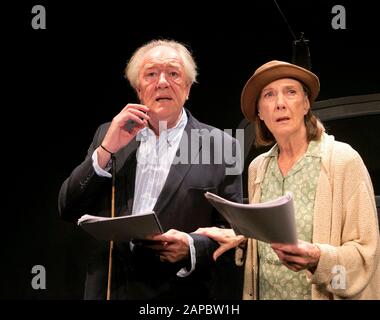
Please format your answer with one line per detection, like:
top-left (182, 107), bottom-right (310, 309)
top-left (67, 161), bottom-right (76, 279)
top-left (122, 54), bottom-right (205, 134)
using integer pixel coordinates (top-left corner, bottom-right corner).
top-left (125, 39), bottom-right (198, 90)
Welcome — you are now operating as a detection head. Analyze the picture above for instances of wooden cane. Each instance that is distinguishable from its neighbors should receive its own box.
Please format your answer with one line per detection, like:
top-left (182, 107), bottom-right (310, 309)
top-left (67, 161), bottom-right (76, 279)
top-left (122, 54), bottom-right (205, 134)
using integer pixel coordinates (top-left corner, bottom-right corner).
top-left (106, 153), bottom-right (116, 300)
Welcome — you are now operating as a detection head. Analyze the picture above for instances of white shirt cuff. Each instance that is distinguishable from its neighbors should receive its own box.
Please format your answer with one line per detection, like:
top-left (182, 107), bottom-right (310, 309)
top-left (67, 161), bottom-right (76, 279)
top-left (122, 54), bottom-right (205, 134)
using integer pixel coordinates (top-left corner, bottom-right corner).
top-left (176, 234), bottom-right (196, 277)
top-left (91, 149), bottom-right (112, 178)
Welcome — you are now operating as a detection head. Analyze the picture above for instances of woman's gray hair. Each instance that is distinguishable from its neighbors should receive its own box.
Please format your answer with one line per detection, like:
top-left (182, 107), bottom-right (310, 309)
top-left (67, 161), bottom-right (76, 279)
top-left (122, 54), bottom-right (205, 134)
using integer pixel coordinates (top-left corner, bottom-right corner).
top-left (124, 39), bottom-right (198, 90)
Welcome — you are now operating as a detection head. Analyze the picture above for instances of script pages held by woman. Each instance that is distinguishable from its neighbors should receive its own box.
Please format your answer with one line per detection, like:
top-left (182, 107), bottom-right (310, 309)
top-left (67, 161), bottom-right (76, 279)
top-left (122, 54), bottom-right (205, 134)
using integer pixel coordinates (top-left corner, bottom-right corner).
top-left (204, 192), bottom-right (297, 244)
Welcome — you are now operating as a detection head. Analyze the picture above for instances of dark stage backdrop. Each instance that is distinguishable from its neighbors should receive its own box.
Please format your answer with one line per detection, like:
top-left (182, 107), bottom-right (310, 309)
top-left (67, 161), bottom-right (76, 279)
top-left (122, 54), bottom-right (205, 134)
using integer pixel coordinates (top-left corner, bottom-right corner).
top-left (2, 1), bottom-right (379, 299)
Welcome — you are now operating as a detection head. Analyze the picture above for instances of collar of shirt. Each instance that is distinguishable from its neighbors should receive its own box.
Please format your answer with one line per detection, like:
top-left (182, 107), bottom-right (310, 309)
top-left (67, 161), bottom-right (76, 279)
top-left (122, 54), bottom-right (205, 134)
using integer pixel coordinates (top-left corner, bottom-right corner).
top-left (265, 138), bottom-right (323, 159)
top-left (136, 109), bottom-right (188, 145)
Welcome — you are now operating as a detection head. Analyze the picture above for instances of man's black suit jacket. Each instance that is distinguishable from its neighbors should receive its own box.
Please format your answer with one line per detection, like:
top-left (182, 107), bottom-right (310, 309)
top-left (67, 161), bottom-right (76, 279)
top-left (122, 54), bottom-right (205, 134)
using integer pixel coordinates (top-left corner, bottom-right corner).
top-left (58, 109), bottom-right (243, 299)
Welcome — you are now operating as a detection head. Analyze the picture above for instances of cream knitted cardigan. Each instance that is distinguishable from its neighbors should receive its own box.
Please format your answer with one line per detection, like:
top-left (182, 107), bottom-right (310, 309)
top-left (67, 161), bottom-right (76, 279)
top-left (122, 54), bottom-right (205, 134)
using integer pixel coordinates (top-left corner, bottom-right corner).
top-left (239, 133), bottom-right (380, 299)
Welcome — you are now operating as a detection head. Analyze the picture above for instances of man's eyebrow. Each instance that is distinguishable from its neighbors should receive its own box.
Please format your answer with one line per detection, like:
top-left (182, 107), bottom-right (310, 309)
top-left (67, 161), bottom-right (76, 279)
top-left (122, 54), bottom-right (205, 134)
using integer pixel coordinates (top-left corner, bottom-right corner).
top-left (142, 63), bottom-right (157, 70)
top-left (165, 62), bottom-right (182, 67)
top-left (142, 61), bottom-right (182, 69)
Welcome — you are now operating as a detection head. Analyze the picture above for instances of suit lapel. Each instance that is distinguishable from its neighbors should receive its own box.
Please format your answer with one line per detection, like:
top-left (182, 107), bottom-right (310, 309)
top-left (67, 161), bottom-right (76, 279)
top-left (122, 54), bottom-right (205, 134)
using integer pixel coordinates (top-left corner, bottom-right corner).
top-left (96, 123), bottom-right (140, 216)
top-left (115, 139), bottom-right (139, 173)
top-left (153, 111), bottom-right (202, 216)
top-left (115, 139), bottom-right (139, 216)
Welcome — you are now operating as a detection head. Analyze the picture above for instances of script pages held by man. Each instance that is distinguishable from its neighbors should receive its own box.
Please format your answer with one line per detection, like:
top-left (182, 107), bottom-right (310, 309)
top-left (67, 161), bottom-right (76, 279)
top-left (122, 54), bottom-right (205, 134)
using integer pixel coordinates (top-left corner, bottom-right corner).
top-left (77, 212), bottom-right (163, 241)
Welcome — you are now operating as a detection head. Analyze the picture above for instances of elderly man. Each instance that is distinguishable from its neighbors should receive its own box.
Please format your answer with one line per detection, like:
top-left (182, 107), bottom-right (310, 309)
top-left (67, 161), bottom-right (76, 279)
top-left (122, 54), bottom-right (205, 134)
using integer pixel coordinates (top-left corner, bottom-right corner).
top-left (58, 39), bottom-right (242, 299)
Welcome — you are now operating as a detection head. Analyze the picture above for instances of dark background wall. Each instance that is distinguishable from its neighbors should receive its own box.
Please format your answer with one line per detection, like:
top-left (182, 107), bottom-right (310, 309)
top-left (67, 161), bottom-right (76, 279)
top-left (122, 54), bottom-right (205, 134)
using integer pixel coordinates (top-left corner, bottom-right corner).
top-left (2, 0), bottom-right (379, 299)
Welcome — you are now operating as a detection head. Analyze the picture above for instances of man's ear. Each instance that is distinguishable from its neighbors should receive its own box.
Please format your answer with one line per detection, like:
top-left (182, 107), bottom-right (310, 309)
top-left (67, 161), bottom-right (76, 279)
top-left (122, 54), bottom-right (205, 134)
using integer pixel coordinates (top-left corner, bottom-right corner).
top-left (136, 87), bottom-right (142, 101)
top-left (185, 84), bottom-right (191, 100)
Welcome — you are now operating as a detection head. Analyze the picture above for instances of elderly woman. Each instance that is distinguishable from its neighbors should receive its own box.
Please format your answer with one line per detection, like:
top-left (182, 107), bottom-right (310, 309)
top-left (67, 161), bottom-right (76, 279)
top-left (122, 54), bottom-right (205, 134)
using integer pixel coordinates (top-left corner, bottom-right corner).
top-left (196, 60), bottom-right (380, 299)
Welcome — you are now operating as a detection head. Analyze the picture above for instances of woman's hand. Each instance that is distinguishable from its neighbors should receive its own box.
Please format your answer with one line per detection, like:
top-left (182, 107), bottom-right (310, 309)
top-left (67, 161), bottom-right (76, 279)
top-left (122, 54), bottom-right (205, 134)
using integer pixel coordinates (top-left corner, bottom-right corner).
top-left (194, 227), bottom-right (246, 261)
top-left (271, 239), bottom-right (321, 272)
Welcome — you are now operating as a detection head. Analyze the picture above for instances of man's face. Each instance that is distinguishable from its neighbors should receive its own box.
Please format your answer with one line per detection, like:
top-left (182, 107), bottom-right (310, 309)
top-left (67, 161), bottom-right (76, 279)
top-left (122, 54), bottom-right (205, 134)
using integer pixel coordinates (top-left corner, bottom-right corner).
top-left (137, 46), bottom-right (191, 128)
top-left (257, 78), bottom-right (310, 140)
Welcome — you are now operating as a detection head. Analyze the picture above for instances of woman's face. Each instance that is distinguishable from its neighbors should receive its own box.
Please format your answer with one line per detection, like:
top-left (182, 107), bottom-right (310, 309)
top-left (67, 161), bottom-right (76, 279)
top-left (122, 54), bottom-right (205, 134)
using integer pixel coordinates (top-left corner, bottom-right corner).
top-left (257, 78), bottom-right (310, 141)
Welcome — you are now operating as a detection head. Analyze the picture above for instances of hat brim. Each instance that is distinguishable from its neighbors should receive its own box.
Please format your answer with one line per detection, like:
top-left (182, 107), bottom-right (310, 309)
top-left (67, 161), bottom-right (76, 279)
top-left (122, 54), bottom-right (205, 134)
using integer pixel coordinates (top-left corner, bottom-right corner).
top-left (241, 64), bottom-right (320, 123)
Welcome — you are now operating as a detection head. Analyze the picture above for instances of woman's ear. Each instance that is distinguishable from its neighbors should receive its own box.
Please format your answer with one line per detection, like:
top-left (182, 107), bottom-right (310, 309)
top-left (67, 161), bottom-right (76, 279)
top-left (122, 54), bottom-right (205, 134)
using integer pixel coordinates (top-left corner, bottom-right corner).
top-left (304, 98), bottom-right (311, 115)
top-left (257, 107), bottom-right (263, 120)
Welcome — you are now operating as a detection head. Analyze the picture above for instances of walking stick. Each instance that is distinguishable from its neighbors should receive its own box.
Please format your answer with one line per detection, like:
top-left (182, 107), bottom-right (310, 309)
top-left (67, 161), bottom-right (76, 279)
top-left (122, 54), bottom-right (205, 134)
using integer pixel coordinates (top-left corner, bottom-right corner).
top-left (106, 153), bottom-right (116, 300)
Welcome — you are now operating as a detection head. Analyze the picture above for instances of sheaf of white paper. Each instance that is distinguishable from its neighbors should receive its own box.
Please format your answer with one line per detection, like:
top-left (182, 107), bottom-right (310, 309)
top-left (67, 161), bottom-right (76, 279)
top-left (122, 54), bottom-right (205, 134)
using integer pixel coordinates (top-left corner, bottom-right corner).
top-left (205, 192), bottom-right (297, 244)
top-left (77, 212), bottom-right (162, 241)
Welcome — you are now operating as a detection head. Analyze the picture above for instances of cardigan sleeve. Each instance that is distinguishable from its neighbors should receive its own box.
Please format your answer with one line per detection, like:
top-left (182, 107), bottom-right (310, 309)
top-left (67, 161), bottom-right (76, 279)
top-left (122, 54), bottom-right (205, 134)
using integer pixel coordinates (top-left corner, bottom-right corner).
top-left (310, 149), bottom-right (380, 298)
